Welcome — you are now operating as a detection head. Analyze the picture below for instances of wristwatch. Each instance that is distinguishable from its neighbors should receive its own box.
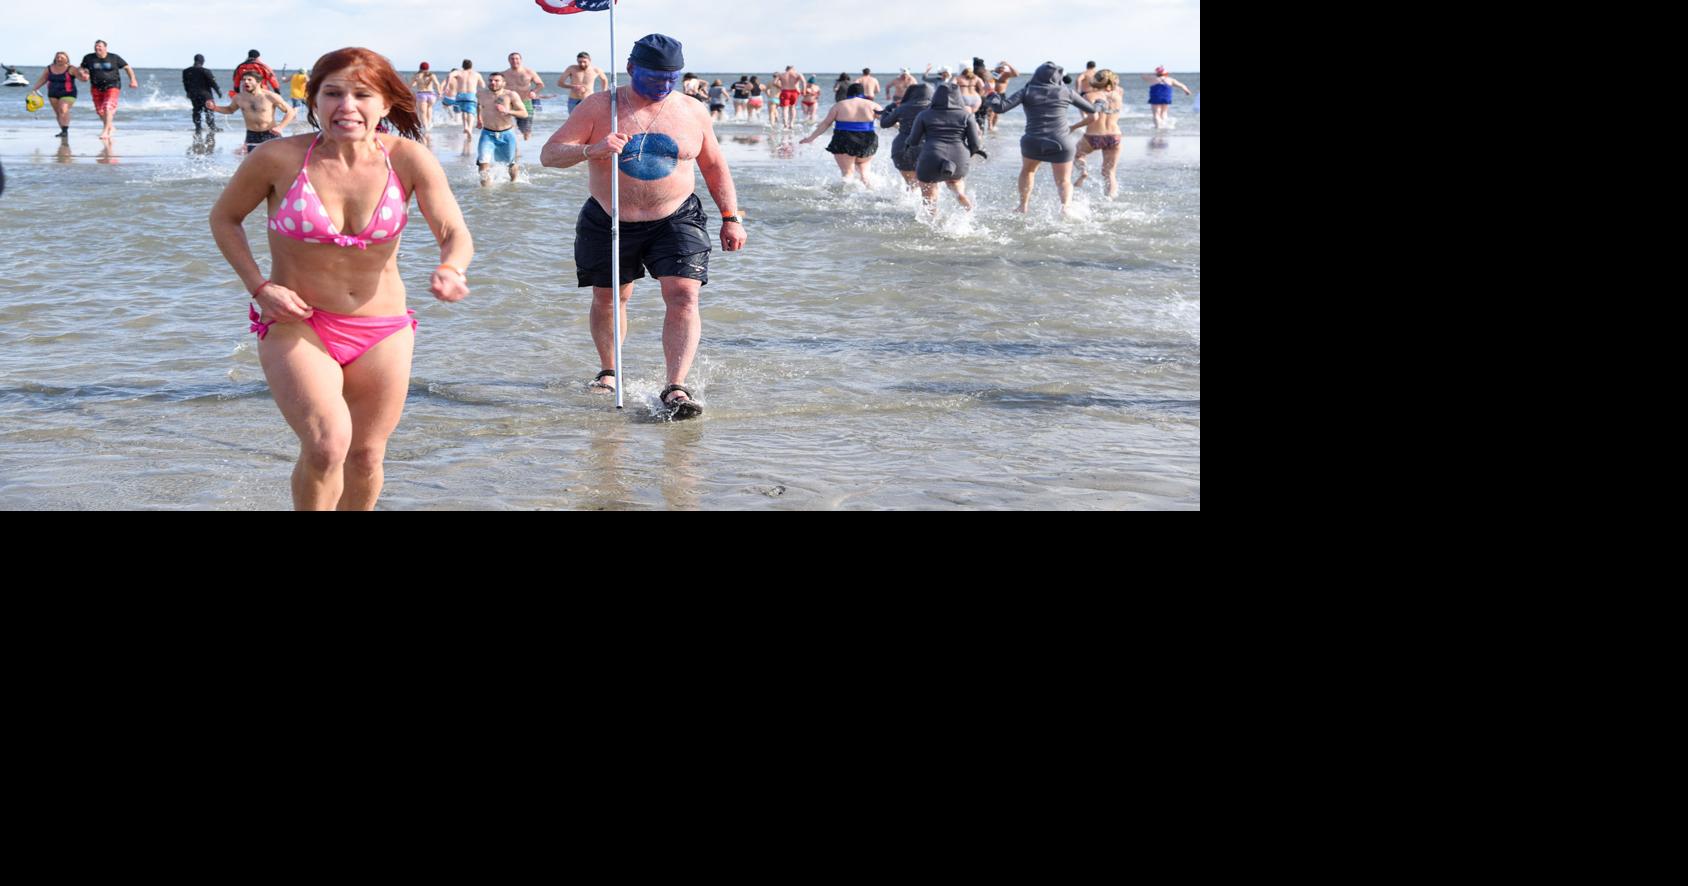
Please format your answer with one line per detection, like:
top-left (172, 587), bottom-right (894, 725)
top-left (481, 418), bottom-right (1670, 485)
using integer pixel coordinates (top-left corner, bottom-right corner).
top-left (721, 215), bottom-right (742, 225)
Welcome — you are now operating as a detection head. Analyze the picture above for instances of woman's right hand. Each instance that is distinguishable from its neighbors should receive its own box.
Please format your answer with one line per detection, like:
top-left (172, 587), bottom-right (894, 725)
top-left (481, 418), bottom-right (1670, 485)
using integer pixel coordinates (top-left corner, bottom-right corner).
top-left (254, 281), bottom-right (314, 322)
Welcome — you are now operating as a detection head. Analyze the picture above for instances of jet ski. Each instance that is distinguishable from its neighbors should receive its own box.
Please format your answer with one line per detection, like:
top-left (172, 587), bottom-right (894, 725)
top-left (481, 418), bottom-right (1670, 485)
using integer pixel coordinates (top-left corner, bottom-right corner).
top-left (3, 65), bottom-right (29, 87)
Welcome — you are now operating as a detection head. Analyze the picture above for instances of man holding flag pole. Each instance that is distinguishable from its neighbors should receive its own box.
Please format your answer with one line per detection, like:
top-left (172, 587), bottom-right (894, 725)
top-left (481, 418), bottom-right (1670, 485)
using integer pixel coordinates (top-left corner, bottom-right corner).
top-left (538, 2), bottom-right (746, 420)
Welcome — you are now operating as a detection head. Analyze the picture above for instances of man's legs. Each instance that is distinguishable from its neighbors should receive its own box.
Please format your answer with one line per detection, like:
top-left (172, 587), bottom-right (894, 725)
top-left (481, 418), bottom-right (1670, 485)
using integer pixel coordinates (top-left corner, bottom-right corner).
top-left (658, 275), bottom-right (701, 396)
top-left (590, 282), bottom-right (634, 387)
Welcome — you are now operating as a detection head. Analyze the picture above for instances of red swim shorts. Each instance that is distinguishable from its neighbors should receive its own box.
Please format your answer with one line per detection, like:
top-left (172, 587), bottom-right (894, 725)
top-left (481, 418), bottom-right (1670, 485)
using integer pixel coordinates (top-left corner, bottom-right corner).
top-left (92, 87), bottom-right (121, 116)
top-left (779, 89), bottom-right (799, 107)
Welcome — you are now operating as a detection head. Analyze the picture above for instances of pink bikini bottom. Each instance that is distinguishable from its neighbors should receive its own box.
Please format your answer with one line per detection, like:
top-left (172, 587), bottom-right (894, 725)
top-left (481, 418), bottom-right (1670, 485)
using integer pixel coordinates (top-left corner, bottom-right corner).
top-left (249, 304), bottom-right (417, 366)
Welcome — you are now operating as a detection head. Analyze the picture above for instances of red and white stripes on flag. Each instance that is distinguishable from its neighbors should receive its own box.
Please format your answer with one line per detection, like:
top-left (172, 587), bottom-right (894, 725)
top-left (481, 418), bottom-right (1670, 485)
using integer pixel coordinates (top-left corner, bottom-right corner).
top-left (535, 0), bottom-right (615, 14)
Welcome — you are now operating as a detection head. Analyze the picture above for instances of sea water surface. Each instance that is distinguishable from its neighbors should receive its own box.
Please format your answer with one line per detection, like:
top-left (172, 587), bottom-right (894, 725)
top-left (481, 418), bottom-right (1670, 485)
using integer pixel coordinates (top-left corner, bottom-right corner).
top-left (0, 69), bottom-right (1200, 509)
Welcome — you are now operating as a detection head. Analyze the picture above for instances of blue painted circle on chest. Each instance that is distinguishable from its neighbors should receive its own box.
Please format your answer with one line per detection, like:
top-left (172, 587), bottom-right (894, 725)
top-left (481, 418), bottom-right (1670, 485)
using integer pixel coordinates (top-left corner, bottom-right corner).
top-left (618, 133), bottom-right (680, 181)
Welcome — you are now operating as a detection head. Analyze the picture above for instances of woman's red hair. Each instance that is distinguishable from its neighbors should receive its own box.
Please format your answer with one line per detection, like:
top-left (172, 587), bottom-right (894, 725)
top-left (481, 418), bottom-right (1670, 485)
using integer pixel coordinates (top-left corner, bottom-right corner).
top-left (306, 47), bottom-right (423, 140)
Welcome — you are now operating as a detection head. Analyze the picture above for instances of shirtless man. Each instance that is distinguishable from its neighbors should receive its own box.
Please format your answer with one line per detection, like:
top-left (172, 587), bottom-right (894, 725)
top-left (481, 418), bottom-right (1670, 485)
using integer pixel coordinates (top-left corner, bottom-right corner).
top-left (500, 52), bottom-right (544, 140)
top-left (476, 72), bottom-right (529, 185)
top-left (206, 71), bottom-right (296, 154)
top-left (558, 51), bottom-right (609, 116)
top-left (539, 33), bottom-right (747, 419)
top-left (988, 60), bottom-right (1018, 132)
top-left (440, 65), bottom-right (462, 125)
top-left (773, 65), bottom-right (806, 129)
top-left (857, 68), bottom-right (881, 100)
top-left (889, 67), bottom-right (918, 101)
top-left (443, 61), bottom-right (486, 134)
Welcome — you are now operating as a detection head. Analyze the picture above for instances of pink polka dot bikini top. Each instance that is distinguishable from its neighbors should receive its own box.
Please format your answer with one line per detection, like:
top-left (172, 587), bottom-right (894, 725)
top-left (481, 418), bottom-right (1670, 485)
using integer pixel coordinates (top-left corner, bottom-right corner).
top-left (269, 135), bottom-right (409, 249)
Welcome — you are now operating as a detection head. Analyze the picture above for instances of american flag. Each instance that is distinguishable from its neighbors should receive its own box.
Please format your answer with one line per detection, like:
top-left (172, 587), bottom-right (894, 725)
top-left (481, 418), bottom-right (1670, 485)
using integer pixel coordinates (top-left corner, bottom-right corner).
top-left (535, 0), bottom-right (614, 13)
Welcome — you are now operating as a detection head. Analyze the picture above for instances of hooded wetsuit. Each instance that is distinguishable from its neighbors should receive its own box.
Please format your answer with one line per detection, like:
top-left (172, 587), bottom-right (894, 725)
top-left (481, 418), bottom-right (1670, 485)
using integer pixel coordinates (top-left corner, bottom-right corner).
top-left (986, 62), bottom-right (1097, 164)
top-left (907, 83), bottom-right (986, 184)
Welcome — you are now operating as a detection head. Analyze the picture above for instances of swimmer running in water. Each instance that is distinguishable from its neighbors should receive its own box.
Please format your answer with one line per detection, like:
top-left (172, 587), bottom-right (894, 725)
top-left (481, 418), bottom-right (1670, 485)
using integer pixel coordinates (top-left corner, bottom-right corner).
top-left (802, 76), bottom-right (821, 122)
top-left (906, 83), bottom-right (988, 220)
top-left (442, 60), bottom-right (485, 135)
top-left (500, 52), bottom-right (543, 141)
top-left (888, 67), bottom-right (918, 102)
top-left (858, 67), bottom-right (881, 100)
top-left (206, 71), bottom-right (297, 154)
top-left (987, 60), bottom-right (1017, 132)
top-left (708, 79), bottom-right (728, 122)
top-left (1072, 69), bottom-right (1125, 198)
top-left (800, 81), bottom-right (883, 186)
top-left (986, 61), bottom-right (1097, 215)
top-left (878, 81), bottom-right (933, 190)
top-left (410, 63), bottom-right (441, 133)
top-left (29, 52), bottom-right (87, 138)
top-left (558, 51), bottom-right (609, 115)
top-left (209, 47), bottom-right (473, 510)
top-left (1142, 66), bottom-right (1192, 130)
top-left (730, 75), bottom-right (751, 120)
top-left (539, 33), bottom-right (747, 419)
top-left (476, 72), bottom-right (529, 185)
top-left (79, 40), bottom-right (137, 140)
top-left (774, 65), bottom-right (806, 129)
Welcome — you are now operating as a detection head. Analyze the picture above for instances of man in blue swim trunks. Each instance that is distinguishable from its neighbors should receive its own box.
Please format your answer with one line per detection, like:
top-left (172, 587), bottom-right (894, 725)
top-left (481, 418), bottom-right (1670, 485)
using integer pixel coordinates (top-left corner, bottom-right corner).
top-left (444, 60), bottom-right (485, 135)
top-left (557, 51), bottom-right (608, 116)
top-left (476, 72), bottom-right (528, 184)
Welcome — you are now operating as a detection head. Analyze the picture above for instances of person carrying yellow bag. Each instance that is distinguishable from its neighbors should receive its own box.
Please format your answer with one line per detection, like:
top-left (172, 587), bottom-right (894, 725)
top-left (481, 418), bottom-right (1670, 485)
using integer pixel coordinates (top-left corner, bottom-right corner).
top-left (27, 52), bottom-right (87, 138)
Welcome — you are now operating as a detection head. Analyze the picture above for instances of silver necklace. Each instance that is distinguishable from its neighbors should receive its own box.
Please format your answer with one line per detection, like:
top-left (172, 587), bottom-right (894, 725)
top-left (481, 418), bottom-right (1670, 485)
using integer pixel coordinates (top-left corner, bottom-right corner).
top-left (619, 88), bottom-right (671, 165)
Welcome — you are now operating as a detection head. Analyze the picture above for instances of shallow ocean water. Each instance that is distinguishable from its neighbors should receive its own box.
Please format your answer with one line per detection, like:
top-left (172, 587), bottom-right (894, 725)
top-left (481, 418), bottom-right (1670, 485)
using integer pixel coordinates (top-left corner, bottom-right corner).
top-left (0, 69), bottom-right (1199, 509)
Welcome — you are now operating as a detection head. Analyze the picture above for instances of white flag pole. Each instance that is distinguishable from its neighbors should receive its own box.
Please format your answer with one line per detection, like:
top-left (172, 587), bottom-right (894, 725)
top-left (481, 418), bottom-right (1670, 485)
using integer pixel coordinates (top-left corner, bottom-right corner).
top-left (608, 2), bottom-right (622, 409)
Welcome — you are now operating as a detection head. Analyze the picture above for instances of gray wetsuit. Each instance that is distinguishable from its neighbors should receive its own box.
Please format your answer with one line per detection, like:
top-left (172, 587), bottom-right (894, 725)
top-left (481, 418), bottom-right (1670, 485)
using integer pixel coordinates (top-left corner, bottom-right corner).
top-left (907, 84), bottom-right (986, 184)
top-left (985, 61), bottom-right (1096, 164)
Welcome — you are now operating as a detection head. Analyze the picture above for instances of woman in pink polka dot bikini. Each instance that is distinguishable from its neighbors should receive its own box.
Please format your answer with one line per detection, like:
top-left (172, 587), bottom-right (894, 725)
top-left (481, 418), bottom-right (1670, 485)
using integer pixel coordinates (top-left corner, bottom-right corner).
top-left (210, 47), bottom-right (475, 510)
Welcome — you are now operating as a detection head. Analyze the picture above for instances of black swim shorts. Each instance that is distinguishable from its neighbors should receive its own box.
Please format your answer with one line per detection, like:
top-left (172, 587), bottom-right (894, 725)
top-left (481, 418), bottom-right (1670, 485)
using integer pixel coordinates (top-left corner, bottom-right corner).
top-left (574, 193), bottom-right (711, 288)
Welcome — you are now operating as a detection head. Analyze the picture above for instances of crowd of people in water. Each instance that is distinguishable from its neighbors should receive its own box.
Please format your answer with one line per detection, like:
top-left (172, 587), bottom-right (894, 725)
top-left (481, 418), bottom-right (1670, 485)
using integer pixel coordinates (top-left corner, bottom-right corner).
top-left (4, 37), bottom-right (1196, 510)
top-left (15, 43), bottom-right (1195, 209)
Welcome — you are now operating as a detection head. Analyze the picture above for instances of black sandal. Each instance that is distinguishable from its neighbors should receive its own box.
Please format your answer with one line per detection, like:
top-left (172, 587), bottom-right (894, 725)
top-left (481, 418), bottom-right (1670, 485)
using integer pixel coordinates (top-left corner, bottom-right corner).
top-left (588, 369), bottom-right (616, 392)
top-left (659, 383), bottom-right (704, 420)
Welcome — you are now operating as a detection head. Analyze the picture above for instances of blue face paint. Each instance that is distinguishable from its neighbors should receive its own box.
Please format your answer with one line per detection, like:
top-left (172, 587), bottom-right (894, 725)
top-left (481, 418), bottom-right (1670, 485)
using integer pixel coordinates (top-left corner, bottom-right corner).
top-left (618, 132), bottom-right (679, 181)
top-left (630, 64), bottom-right (682, 101)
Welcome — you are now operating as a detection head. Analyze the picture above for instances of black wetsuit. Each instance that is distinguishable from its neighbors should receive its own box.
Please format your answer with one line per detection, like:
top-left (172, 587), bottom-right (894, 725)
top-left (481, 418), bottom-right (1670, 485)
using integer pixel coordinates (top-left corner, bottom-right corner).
top-left (183, 63), bottom-right (221, 130)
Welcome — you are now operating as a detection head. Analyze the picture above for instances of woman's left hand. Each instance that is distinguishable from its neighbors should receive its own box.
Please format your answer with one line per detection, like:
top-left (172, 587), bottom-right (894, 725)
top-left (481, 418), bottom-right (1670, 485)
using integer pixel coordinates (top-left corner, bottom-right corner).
top-left (431, 266), bottom-right (469, 302)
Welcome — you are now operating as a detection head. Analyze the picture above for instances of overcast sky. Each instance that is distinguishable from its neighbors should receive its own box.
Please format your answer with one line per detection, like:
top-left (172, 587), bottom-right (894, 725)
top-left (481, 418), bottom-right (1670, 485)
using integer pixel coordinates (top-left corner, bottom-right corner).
top-left (2, 0), bottom-right (1199, 75)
